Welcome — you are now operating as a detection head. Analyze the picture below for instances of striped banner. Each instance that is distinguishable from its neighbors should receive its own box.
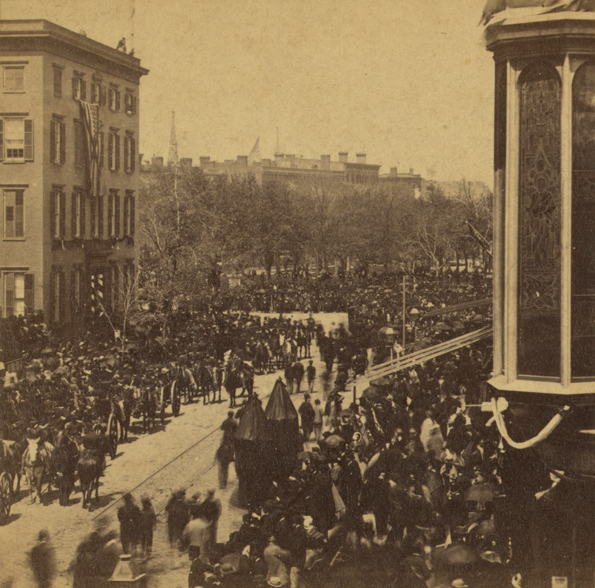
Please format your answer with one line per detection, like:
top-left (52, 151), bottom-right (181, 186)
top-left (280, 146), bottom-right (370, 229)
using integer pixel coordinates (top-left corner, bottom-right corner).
top-left (78, 100), bottom-right (101, 198)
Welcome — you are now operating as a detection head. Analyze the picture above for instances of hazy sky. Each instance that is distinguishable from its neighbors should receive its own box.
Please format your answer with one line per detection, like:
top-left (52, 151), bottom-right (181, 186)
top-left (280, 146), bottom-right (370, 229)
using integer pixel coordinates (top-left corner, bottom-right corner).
top-left (3, 0), bottom-right (495, 185)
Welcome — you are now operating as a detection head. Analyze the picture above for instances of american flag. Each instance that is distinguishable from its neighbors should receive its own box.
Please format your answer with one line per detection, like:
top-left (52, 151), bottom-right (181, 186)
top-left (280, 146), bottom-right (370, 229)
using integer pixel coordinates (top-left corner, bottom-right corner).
top-left (248, 137), bottom-right (261, 166)
top-left (78, 100), bottom-right (101, 198)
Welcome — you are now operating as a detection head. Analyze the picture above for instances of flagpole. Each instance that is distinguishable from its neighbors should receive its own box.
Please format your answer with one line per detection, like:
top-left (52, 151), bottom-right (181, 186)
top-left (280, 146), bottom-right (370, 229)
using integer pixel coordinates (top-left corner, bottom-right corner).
top-left (130, 0), bottom-right (135, 53)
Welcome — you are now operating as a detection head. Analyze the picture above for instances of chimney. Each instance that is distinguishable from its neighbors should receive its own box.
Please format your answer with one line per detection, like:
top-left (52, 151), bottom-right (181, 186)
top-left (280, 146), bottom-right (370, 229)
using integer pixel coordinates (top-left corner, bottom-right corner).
top-left (286, 154), bottom-right (296, 167)
top-left (409, 168), bottom-right (414, 175)
top-left (321, 154), bottom-right (331, 170)
top-left (338, 152), bottom-right (348, 163)
top-left (390, 167), bottom-right (398, 176)
top-left (237, 155), bottom-right (248, 166)
top-left (151, 156), bottom-right (163, 168)
top-left (262, 158), bottom-right (272, 166)
top-left (180, 158), bottom-right (193, 167)
top-left (356, 153), bottom-right (366, 164)
top-left (199, 156), bottom-right (211, 167)
top-left (275, 153), bottom-right (285, 163)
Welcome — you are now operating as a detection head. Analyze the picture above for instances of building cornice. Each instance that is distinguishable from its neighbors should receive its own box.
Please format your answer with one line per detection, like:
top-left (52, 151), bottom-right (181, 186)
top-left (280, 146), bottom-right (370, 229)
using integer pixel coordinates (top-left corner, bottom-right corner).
top-left (0, 20), bottom-right (149, 84)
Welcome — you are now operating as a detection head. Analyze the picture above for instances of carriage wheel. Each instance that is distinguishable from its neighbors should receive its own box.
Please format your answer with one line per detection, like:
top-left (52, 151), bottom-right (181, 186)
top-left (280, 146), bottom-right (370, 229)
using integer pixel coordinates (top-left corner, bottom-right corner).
top-left (160, 385), bottom-right (166, 422)
top-left (107, 414), bottom-right (119, 459)
top-left (0, 472), bottom-right (12, 523)
top-left (171, 381), bottom-right (181, 417)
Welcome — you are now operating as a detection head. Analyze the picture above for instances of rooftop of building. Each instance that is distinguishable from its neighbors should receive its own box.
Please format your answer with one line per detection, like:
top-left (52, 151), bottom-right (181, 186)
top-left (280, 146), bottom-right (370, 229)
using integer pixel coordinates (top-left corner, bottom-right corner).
top-left (0, 19), bottom-right (149, 78)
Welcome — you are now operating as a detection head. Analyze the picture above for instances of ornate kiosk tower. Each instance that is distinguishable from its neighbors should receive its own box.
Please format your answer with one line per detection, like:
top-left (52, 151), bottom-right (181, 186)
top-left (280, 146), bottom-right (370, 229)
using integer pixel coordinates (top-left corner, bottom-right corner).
top-left (486, 7), bottom-right (595, 587)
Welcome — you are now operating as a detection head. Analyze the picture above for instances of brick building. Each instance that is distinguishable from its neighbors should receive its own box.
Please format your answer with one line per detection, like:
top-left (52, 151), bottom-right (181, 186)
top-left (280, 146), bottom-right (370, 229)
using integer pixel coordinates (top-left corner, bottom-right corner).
top-left (0, 20), bottom-right (148, 328)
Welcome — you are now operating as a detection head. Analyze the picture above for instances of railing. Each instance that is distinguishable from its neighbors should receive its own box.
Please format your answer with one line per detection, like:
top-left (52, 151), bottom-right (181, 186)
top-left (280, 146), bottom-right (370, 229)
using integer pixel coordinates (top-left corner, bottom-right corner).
top-left (353, 325), bottom-right (493, 385)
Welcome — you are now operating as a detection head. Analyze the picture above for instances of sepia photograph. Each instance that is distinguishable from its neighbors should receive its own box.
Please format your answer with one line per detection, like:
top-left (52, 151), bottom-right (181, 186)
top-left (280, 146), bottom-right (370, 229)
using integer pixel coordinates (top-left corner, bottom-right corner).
top-left (1, 0), bottom-right (595, 587)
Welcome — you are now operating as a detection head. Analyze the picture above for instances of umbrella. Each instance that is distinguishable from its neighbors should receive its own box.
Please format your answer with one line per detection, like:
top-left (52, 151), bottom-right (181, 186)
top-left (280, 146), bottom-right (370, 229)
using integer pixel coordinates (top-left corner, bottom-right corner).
top-left (378, 326), bottom-right (397, 339)
top-left (464, 483), bottom-right (495, 503)
top-left (433, 543), bottom-right (479, 567)
top-left (434, 322), bottom-right (451, 332)
top-left (321, 434), bottom-right (346, 449)
top-left (370, 376), bottom-right (391, 387)
top-left (220, 553), bottom-right (250, 575)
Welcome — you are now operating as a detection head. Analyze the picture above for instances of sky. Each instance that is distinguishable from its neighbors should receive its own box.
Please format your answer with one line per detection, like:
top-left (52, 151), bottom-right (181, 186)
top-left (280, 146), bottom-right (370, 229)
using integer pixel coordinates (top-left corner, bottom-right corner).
top-left (2, 0), bottom-right (495, 185)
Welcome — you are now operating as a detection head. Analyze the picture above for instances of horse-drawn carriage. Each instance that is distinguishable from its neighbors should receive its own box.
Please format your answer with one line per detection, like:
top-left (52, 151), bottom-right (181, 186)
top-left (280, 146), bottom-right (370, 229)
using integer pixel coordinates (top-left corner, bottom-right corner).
top-left (160, 378), bottom-right (181, 419)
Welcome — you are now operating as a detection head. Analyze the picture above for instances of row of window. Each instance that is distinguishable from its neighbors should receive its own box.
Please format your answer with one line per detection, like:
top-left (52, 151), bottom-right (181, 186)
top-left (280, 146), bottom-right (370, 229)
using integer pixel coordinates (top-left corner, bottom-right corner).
top-left (2, 188), bottom-right (135, 240)
top-left (68, 72), bottom-right (136, 114)
top-left (49, 264), bottom-right (135, 323)
top-left (50, 117), bottom-right (136, 172)
top-left (50, 190), bottom-right (136, 240)
top-left (3, 66), bottom-right (137, 116)
top-left (0, 117), bottom-right (136, 170)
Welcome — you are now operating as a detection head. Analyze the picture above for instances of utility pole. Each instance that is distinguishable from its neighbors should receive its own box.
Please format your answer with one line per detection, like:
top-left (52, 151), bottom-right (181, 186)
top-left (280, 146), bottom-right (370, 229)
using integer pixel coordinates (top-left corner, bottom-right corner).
top-left (402, 274), bottom-right (406, 350)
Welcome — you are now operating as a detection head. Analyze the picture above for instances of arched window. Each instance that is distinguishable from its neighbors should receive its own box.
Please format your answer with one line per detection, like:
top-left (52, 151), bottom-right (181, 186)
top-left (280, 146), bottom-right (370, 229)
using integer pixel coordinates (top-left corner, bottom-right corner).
top-left (572, 62), bottom-right (595, 378)
top-left (518, 62), bottom-right (562, 378)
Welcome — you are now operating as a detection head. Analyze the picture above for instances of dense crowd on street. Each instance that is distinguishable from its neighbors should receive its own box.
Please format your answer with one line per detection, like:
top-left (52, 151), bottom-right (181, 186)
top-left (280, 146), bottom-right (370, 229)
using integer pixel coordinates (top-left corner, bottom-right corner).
top-left (0, 271), bottom-right (528, 588)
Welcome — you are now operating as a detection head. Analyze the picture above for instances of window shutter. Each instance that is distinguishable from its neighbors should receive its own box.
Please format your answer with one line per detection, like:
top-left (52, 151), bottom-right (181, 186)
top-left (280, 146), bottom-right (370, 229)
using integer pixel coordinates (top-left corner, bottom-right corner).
top-left (58, 271), bottom-right (66, 323)
top-left (60, 122), bottom-right (66, 164)
top-left (15, 191), bottom-right (24, 238)
top-left (132, 95), bottom-right (137, 114)
top-left (0, 119), bottom-right (3, 161)
top-left (130, 195), bottom-right (135, 237)
top-left (49, 271), bottom-right (56, 323)
top-left (108, 194), bottom-right (113, 236)
top-left (24, 120), bottom-right (33, 161)
top-left (72, 77), bottom-right (77, 98)
top-left (108, 133), bottom-right (113, 170)
top-left (124, 136), bottom-right (129, 172)
top-left (59, 192), bottom-right (66, 238)
top-left (50, 120), bottom-right (56, 164)
top-left (50, 192), bottom-right (56, 239)
top-left (100, 85), bottom-right (107, 106)
top-left (115, 135), bottom-right (120, 170)
top-left (115, 194), bottom-right (120, 237)
top-left (80, 195), bottom-right (86, 237)
top-left (71, 192), bottom-right (77, 237)
top-left (90, 197), bottom-right (96, 236)
top-left (5, 273), bottom-right (15, 317)
top-left (70, 270), bottom-right (76, 316)
top-left (116, 91), bottom-right (120, 111)
top-left (99, 132), bottom-right (104, 169)
top-left (98, 195), bottom-right (104, 236)
top-left (24, 274), bottom-right (34, 315)
top-left (81, 80), bottom-right (87, 101)
top-left (131, 137), bottom-right (136, 173)
top-left (123, 195), bottom-right (129, 236)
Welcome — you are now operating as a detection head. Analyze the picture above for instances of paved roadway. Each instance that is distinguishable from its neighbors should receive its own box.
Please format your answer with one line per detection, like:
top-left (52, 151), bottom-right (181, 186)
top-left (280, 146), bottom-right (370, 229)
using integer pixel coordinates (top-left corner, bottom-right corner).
top-left (0, 312), bottom-right (347, 588)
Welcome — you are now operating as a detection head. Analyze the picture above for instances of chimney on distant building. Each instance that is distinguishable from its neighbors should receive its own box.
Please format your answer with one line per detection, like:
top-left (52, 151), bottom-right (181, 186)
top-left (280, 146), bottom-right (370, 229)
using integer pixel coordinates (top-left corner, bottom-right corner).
top-left (321, 155), bottom-right (331, 170)
top-left (152, 156), bottom-right (164, 168)
top-left (262, 158), bottom-right (272, 166)
top-left (390, 167), bottom-right (398, 175)
top-left (409, 168), bottom-right (414, 175)
top-left (356, 153), bottom-right (366, 164)
top-left (237, 155), bottom-right (248, 166)
top-left (338, 152), bottom-right (348, 163)
top-left (180, 158), bottom-right (192, 167)
top-left (275, 153), bottom-right (285, 163)
top-left (199, 156), bottom-right (211, 167)
top-left (286, 154), bottom-right (296, 167)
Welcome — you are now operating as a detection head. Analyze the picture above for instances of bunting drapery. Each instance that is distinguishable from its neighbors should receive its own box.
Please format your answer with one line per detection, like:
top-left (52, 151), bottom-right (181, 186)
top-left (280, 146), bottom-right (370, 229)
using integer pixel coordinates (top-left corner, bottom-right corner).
top-left (78, 100), bottom-right (101, 198)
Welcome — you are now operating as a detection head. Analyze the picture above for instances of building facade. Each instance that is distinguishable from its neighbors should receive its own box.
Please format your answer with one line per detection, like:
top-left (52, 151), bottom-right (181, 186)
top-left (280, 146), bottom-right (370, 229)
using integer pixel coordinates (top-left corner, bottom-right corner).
top-left (193, 152), bottom-right (381, 185)
top-left (0, 20), bottom-right (148, 329)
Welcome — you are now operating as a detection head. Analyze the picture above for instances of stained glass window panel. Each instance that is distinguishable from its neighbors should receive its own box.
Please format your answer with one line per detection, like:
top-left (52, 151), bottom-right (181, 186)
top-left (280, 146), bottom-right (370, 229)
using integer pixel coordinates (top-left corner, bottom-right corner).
top-left (518, 63), bottom-right (562, 378)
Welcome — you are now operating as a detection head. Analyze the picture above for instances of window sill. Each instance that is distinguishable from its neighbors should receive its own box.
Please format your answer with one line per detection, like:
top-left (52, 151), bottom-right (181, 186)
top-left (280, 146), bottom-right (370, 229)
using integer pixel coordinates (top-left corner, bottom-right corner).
top-left (3, 160), bottom-right (27, 164)
top-left (4, 91), bottom-right (25, 94)
top-left (3, 237), bottom-right (25, 241)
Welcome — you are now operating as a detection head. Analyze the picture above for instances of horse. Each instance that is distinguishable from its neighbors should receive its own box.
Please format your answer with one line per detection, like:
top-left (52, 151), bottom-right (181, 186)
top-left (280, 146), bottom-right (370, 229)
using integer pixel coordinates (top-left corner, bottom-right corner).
top-left (54, 435), bottom-right (79, 506)
top-left (296, 329), bottom-right (309, 359)
top-left (77, 447), bottom-right (103, 510)
top-left (253, 341), bottom-right (271, 374)
top-left (21, 438), bottom-right (54, 504)
top-left (282, 338), bottom-right (298, 368)
top-left (239, 362), bottom-right (255, 398)
top-left (137, 389), bottom-right (158, 433)
top-left (110, 392), bottom-right (134, 442)
top-left (172, 366), bottom-right (197, 405)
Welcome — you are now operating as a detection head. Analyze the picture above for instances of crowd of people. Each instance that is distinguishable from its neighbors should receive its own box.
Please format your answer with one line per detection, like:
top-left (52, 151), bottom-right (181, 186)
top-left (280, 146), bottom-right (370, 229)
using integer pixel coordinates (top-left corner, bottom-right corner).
top-left (4, 270), bottom-right (529, 588)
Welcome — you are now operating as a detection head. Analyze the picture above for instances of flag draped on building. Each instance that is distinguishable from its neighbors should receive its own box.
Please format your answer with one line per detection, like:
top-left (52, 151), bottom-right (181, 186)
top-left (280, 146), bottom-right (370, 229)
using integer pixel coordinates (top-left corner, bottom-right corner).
top-left (248, 137), bottom-right (261, 166)
top-left (78, 100), bottom-right (101, 198)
